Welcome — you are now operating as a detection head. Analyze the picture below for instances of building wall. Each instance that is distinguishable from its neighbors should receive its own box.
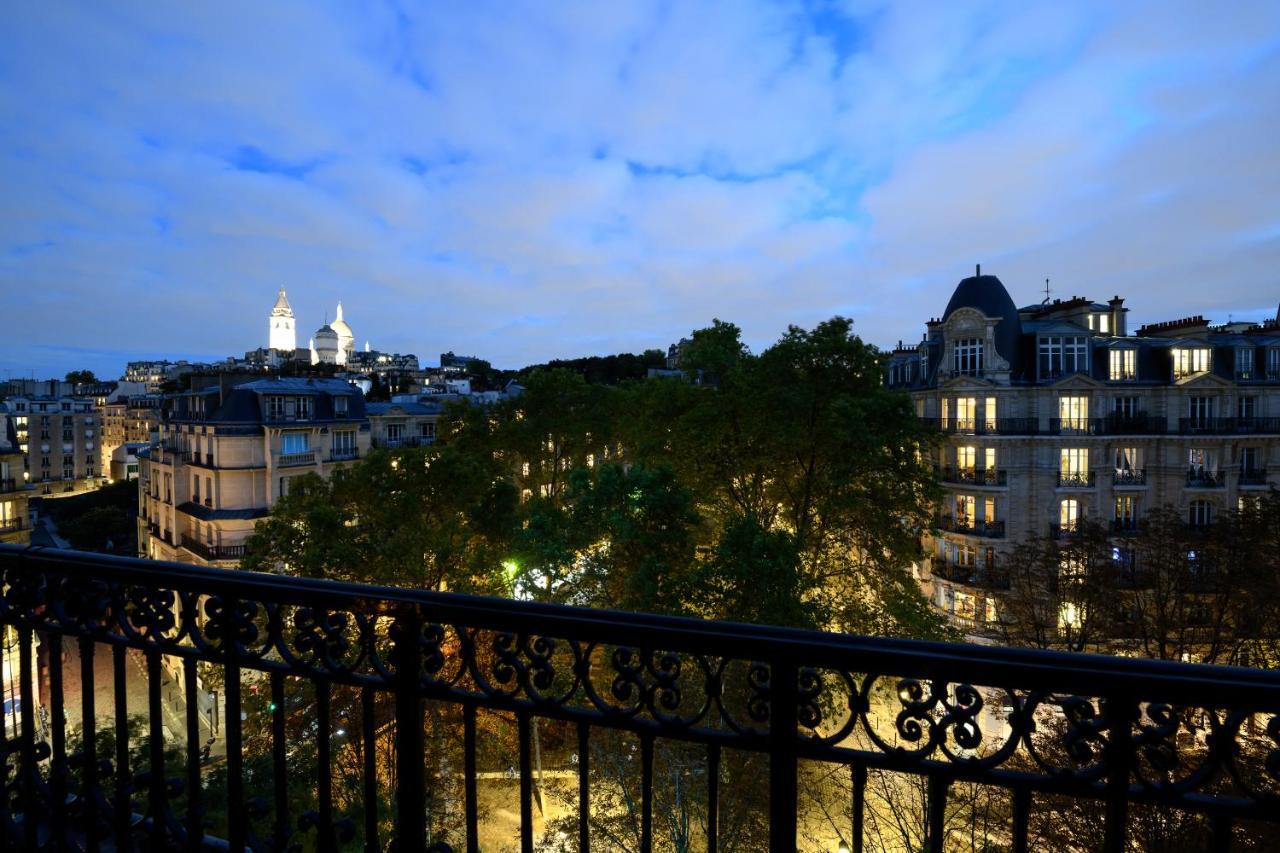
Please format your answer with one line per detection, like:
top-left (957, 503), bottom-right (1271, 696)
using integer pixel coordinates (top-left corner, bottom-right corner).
top-left (0, 449), bottom-right (31, 544)
top-left (6, 396), bottom-right (100, 497)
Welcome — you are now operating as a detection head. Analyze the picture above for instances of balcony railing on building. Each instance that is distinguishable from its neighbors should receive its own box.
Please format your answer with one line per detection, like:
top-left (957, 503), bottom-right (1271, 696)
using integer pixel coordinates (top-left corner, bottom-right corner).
top-left (328, 447), bottom-right (360, 461)
top-left (180, 533), bottom-right (248, 561)
top-left (937, 466), bottom-right (1007, 487)
top-left (1239, 468), bottom-right (1269, 487)
top-left (1179, 417), bottom-right (1280, 436)
top-left (0, 518), bottom-right (25, 536)
top-left (1049, 415), bottom-right (1168, 436)
top-left (1056, 471), bottom-right (1096, 488)
top-left (936, 516), bottom-right (1006, 538)
top-left (1186, 469), bottom-right (1226, 488)
top-left (275, 450), bottom-right (316, 467)
top-left (1, 545), bottom-right (1278, 852)
top-left (932, 559), bottom-right (1010, 590)
top-left (1113, 468), bottom-right (1146, 486)
top-left (922, 417), bottom-right (1041, 436)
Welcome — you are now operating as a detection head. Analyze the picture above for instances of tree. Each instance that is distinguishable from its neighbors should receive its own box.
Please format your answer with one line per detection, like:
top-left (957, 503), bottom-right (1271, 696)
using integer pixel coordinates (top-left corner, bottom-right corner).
top-left (65, 369), bottom-right (97, 385)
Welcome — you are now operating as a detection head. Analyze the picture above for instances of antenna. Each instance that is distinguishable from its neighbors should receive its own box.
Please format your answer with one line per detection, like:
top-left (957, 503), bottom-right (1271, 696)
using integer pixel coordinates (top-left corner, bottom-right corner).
top-left (1042, 278), bottom-right (1051, 305)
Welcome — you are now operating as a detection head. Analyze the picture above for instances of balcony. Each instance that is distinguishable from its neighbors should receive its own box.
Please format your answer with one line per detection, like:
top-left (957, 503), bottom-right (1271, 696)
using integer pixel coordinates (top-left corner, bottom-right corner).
top-left (1056, 471), bottom-right (1096, 488)
top-left (186, 451), bottom-right (215, 467)
top-left (937, 466), bottom-right (1007, 487)
top-left (0, 518), bottom-right (25, 536)
top-left (1179, 417), bottom-right (1280, 436)
top-left (0, 476), bottom-right (23, 493)
top-left (1111, 519), bottom-right (1144, 536)
top-left (924, 417), bottom-right (1042, 436)
top-left (1049, 415), bottom-right (1168, 436)
top-left (932, 560), bottom-right (1010, 590)
top-left (1, 546), bottom-right (1277, 850)
top-left (180, 533), bottom-right (248, 561)
top-left (937, 517), bottom-right (1006, 538)
top-left (1186, 469), bottom-right (1226, 489)
top-left (1112, 469), bottom-right (1146, 487)
top-left (1239, 469), bottom-right (1269, 487)
top-left (329, 448), bottom-right (360, 461)
top-left (275, 450), bottom-right (316, 467)
top-left (374, 435), bottom-right (425, 448)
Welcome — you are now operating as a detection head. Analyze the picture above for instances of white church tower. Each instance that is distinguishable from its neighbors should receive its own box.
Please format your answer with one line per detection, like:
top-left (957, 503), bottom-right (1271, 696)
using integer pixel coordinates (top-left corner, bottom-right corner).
top-left (269, 289), bottom-right (297, 352)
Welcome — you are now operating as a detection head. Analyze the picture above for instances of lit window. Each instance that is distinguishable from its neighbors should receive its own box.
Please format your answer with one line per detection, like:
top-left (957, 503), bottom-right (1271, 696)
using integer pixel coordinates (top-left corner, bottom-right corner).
top-left (956, 446), bottom-right (976, 471)
top-left (1059, 499), bottom-right (1079, 531)
top-left (984, 397), bottom-right (997, 430)
top-left (955, 397), bottom-right (977, 432)
top-left (1235, 347), bottom-right (1254, 379)
top-left (1058, 396), bottom-right (1089, 432)
top-left (1172, 347), bottom-right (1210, 379)
top-left (1108, 349), bottom-right (1135, 381)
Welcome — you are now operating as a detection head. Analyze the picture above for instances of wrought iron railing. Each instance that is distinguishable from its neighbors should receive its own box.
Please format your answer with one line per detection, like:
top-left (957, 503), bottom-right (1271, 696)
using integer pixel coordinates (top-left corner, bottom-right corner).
top-left (1056, 471), bottom-right (1096, 488)
top-left (937, 466), bottom-right (1007, 487)
top-left (1179, 417), bottom-right (1280, 436)
top-left (1048, 415), bottom-right (1168, 436)
top-left (275, 451), bottom-right (316, 468)
top-left (1186, 469), bottom-right (1227, 488)
top-left (0, 545), bottom-right (1278, 851)
top-left (1239, 469), bottom-right (1269, 487)
top-left (936, 517), bottom-right (1007, 538)
top-left (180, 534), bottom-right (248, 562)
top-left (921, 418), bottom-right (1041, 436)
top-left (1112, 469), bottom-right (1146, 486)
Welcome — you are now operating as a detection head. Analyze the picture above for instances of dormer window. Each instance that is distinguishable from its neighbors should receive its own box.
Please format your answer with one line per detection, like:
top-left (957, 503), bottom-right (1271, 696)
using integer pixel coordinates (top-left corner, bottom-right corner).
top-left (334, 396), bottom-right (348, 418)
top-left (1172, 347), bottom-right (1211, 379)
top-left (1269, 347), bottom-right (1280, 379)
top-left (296, 396), bottom-right (312, 420)
top-left (266, 396), bottom-right (285, 420)
top-left (1038, 336), bottom-right (1088, 379)
top-left (1235, 347), bottom-right (1254, 379)
top-left (1109, 348), bottom-right (1136, 381)
top-left (952, 339), bottom-right (983, 376)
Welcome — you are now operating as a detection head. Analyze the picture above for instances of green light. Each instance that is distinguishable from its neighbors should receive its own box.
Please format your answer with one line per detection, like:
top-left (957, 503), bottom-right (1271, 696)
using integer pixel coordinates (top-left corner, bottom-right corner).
top-left (501, 559), bottom-right (519, 578)
top-left (269, 702), bottom-right (278, 713)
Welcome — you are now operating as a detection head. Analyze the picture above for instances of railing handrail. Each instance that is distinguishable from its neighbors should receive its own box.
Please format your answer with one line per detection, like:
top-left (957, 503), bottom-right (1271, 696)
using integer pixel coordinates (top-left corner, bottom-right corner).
top-left (11, 543), bottom-right (1274, 704)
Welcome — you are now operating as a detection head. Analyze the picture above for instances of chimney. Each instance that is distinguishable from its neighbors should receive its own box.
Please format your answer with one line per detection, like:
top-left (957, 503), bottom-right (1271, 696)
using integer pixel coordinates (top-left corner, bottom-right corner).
top-left (976, 263), bottom-right (981, 277)
top-left (1109, 295), bottom-right (1126, 336)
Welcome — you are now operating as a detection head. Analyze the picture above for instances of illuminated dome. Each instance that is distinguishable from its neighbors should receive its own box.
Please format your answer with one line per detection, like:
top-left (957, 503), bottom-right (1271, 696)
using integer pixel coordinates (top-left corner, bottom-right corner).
top-left (331, 302), bottom-right (355, 365)
top-left (314, 324), bottom-right (340, 364)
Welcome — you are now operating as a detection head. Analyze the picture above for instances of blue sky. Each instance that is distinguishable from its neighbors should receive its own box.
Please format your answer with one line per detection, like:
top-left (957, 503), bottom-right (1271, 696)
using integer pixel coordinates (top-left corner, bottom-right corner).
top-left (2, 1), bottom-right (1279, 379)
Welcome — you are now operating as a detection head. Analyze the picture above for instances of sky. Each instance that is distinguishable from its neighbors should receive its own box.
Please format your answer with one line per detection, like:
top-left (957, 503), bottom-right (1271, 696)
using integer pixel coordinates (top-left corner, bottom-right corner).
top-left (2, 1), bottom-right (1279, 379)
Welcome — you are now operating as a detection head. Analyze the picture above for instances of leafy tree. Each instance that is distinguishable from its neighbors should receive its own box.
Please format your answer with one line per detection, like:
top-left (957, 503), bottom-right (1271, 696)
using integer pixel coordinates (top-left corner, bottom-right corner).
top-left (65, 369), bottom-right (97, 385)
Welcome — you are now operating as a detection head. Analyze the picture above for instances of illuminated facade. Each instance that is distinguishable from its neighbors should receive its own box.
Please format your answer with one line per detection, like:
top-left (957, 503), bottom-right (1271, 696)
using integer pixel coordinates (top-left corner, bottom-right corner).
top-left (885, 270), bottom-right (1280, 632)
top-left (2, 394), bottom-right (99, 497)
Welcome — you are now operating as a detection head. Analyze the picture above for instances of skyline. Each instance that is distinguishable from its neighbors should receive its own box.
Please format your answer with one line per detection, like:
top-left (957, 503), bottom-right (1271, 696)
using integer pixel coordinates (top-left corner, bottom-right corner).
top-left (3, 1), bottom-right (1280, 379)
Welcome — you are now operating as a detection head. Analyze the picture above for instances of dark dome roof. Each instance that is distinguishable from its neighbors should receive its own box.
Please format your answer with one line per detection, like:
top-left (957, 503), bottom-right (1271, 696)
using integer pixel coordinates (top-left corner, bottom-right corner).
top-left (942, 273), bottom-right (1022, 370)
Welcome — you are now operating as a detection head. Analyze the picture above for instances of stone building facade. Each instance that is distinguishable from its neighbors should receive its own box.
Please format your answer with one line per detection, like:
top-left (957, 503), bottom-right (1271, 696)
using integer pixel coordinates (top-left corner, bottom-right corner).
top-left (137, 377), bottom-right (370, 567)
top-left (1, 394), bottom-right (100, 496)
top-left (885, 270), bottom-right (1280, 632)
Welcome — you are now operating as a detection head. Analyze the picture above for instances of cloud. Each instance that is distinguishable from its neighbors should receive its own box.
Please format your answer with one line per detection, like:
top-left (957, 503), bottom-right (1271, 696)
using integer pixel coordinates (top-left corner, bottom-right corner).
top-left (0, 0), bottom-right (1278, 379)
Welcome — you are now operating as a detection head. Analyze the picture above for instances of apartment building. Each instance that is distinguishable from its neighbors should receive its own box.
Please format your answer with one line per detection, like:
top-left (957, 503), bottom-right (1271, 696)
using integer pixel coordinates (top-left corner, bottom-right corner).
top-left (884, 269), bottom-right (1280, 632)
top-left (0, 408), bottom-right (32, 544)
top-left (100, 388), bottom-right (160, 479)
top-left (366, 400), bottom-right (442, 448)
top-left (137, 378), bottom-right (371, 567)
top-left (1, 394), bottom-right (100, 496)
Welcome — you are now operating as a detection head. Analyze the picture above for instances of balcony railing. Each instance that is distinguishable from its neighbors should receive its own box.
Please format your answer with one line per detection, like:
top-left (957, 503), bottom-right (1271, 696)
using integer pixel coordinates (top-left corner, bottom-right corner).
top-left (1112, 469), bottom-right (1146, 486)
top-left (1049, 415), bottom-right (1168, 436)
top-left (936, 517), bottom-right (1006, 538)
top-left (0, 519), bottom-right (25, 535)
top-left (1179, 417), bottom-right (1280, 435)
top-left (1239, 469), bottom-right (1269, 487)
top-left (1186, 469), bottom-right (1226, 488)
top-left (0, 477), bottom-right (21, 492)
top-left (0, 546), bottom-right (1278, 851)
top-left (275, 450), bottom-right (316, 467)
top-left (932, 561), bottom-right (1010, 590)
top-left (329, 448), bottom-right (360, 461)
top-left (180, 533), bottom-right (247, 561)
top-left (1111, 518), bottom-right (1143, 535)
top-left (1056, 471), bottom-right (1096, 488)
top-left (937, 466), bottom-right (1007, 487)
top-left (922, 418), bottom-right (1041, 436)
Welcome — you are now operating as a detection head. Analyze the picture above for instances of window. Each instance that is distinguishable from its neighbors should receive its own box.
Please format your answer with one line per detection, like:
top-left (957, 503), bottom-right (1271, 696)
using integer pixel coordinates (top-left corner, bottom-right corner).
top-left (953, 338), bottom-right (983, 375)
top-left (280, 432), bottom-right (309, 454)
top-left (1188, 499), bottom-right (1213, 527)
top-left (955, 397), bottom-right (977, 432)
top-left (1115, 446), bottom-right (1141, 473)
top-left (1241, 447), bottom-right (1259, 474)
top-left (941, 398), bottom-right (950, 425)
top-left (1060, 448), bottom-right (1089, 485)
top-left (1115, 495), bottom-right (1137, 528)
top-left (1269, 348), bottom-right (1280, 379)
top-left (296, 396), bottom-right (312, 420)
top-left (1038, 336), bottom-right (1089, 378)
top-left (1188, 396), bottom-right (1213, 426)
top-left (1237, 396), bottom-right (1256, 420)
top-left (334, 396), bottom-right (348, 418)
top-left (1112, 396), bottom-right (1139, 419)
top-left (421, 422), bottom-right (436, 440)
top-left (1059, 396), bottom-right (1089, 432)
top-left (956, 446), bottom-right (976, 471)
top-left (1096, 313), bottom-right (1110, 334)
top-left (332, 430), bottom-right (355, 456)
top-left (1109, 349), bottom-right (1136, 380)
top-left (1173, 347), bottom-right (1210, 379)
top-left (1236, 347), bottom-right (1255, 379)
top-left (1059, 499), bottom-right (1080, 531)
top-left (984, 397), bottom-right (997, 431)
top-left (983, 447), bottom-right (996, 471)
top-left (955, 495), bottom-right (975, 526)
top-left (266, 396), bottom-right (285, 420)
top-left (192, 475), bottom-right (199, 502)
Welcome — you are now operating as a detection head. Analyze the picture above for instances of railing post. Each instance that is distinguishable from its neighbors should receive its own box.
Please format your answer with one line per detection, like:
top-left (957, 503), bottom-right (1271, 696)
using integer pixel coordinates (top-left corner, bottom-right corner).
top-left (1103, 693), bottom-right (1136, 853)
top-left (392, 606), bottom-right (425, 853)
top-left (769, 658), bottom-right (798, 853)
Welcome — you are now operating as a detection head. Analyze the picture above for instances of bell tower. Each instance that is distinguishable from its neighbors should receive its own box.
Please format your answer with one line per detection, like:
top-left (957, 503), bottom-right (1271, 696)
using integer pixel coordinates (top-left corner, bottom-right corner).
top-left (269, 289), bottom-right (297, 352)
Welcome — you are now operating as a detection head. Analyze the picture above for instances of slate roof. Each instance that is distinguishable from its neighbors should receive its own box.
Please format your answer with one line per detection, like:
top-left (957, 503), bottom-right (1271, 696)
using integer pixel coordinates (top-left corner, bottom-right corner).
top-left (943, 274), bottom-right (1024, 374)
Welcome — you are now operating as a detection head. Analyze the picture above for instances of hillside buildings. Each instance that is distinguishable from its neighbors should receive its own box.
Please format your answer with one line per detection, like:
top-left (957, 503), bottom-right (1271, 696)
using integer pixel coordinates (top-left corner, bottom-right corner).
top-left (136, 378), bottom-right (370, 566)
top-left (885, 269), bottom-right (1280, 632)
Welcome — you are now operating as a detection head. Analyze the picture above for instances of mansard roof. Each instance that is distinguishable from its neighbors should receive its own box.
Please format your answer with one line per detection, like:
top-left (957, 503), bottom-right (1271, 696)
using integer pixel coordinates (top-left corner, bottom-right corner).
top-left (942, 271), bottom-right (1023, 374)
